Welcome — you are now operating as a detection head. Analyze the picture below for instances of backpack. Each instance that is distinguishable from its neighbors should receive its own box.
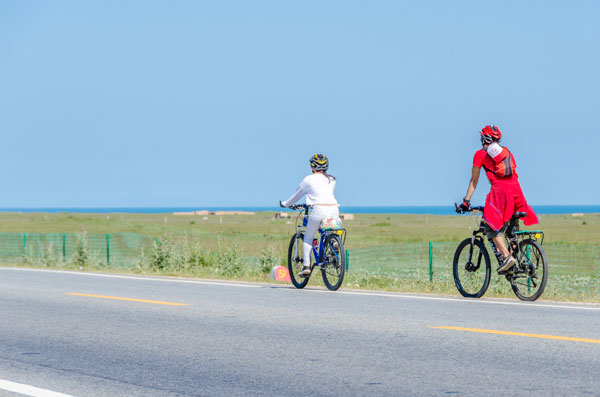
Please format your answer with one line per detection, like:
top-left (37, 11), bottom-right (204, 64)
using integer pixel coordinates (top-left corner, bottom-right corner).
top-left (486, 142), bottom-right (516, 177)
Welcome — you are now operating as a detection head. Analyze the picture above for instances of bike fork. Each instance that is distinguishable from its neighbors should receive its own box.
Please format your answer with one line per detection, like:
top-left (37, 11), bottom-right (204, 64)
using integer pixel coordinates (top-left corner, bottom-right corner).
top-left (468, 235), bottom-right (476, 261)
top-left (294, 226), bottom-right (302, 260)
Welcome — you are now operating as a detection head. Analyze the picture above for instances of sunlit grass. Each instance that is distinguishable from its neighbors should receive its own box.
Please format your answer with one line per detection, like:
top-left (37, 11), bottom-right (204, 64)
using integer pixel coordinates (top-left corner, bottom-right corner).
top-left (0, 211), bottom-right (598, 301)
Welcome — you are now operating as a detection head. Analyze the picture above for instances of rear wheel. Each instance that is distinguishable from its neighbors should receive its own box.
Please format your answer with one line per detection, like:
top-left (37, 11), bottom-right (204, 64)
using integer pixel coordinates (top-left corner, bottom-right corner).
top-left (453, 238), bottom-right (491, 298)
top-left (321, 233), bottom-right (345, 291)
top-left (510, 239), bottom-right (548, 301)
top-left (288, 233), bottom-right (310, 288)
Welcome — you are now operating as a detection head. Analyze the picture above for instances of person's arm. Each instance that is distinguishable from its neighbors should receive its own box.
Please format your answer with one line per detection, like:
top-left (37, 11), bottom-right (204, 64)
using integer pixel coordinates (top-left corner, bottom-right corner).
top-left (281, 180), bottom-right (307, 207)
top-left (464, 166), bottom-right (481, 202)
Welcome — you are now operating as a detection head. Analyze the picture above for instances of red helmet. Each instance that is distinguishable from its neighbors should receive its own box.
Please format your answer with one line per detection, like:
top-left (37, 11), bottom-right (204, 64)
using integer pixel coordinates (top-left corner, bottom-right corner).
top-left (480, 125), bottom-right (502, 143)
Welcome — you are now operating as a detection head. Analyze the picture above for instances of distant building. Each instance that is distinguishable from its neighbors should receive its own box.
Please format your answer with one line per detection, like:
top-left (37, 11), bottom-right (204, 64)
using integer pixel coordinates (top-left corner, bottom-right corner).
top-left (173, 210), bottom-right (255, 216)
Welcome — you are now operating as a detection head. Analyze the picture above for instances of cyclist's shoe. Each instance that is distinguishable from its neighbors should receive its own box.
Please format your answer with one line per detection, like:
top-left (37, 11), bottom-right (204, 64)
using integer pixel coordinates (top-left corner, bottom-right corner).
top-left (497, 255), bottom-right (517, 274)
top-left (299, 266), bottom-right (311, 277)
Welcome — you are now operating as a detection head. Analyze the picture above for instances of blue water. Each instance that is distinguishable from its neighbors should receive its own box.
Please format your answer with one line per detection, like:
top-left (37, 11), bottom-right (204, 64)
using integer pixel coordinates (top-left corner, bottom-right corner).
top-left (1, 205), bottom-right (598, 214)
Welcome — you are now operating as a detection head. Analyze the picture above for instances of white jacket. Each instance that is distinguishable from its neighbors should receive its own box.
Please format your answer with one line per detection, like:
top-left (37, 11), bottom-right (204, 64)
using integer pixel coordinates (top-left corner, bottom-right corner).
top-left (282, 173), bottom-right (338, 206)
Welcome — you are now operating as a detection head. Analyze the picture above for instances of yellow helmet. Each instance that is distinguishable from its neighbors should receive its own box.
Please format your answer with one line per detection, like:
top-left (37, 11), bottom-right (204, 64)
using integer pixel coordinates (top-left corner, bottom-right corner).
top-left (310, 153), bottom-right (329, 171)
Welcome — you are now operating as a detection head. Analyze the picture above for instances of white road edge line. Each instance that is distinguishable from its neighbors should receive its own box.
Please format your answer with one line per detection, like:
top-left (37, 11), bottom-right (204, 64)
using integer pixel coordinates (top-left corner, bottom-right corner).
top-left (0, 267), bottom-right (260, 288)
top-left (0, 379), bottom-right (75, 397)
top-left (2, 267), bottom-right (599, 311)
top-left (313, 289), bottom-right (600, 311)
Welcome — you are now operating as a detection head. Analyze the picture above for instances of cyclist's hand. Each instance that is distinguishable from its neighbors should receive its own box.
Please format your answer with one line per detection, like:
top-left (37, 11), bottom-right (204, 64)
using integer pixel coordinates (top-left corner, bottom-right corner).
top-left (279, 200), bottom-right (285, 208)
top-left (456, 198), bottom-right (471, 213)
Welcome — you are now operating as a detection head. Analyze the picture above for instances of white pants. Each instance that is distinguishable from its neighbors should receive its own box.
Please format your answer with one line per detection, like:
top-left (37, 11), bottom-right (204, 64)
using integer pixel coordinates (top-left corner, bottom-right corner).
top-left (303, 205), bottom-right (340, 267)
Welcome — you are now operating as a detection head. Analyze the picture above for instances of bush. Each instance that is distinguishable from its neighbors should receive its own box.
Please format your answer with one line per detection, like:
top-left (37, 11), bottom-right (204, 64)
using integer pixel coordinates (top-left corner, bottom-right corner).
top-left (149, 235), bottom-right (220, 273)
top-left (72, 231), bottom-right (91, 267)
top-left (259, 247), bottom-right (280, 274)
top-left (150, 238), bottom-right (172, 270)
top-left (21, 245), bottom-right (35, 266)
top-left (217, 245), bottom-right (245, 276)
top-left (41, 242), bottom-right (59, 267)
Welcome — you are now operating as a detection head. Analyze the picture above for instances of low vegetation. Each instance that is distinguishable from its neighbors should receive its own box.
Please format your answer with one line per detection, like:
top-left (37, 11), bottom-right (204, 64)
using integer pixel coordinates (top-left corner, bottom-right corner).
top-left (1, 211), bottom-right (598, 302)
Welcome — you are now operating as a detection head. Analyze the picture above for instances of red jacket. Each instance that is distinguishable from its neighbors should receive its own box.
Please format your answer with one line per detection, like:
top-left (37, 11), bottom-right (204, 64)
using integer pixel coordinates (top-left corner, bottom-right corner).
top-left (473, 149), bottom-right (538, 231)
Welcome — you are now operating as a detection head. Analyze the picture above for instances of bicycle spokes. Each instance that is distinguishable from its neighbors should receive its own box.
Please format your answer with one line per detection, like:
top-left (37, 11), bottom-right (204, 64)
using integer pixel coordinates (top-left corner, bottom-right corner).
top-left (321, 234), bottom-right (346, 291)
top-left (509, 239), bottom-right (548, 301)
top-left (288, 233), bottom-right (310, 289)
top-left (453, 238), bottom-right (491, 298)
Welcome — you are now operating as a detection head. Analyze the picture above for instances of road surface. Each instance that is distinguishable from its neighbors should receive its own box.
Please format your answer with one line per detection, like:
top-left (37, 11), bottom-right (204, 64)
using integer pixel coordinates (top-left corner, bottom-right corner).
top-left (0, 267), bottom-right (598, 396)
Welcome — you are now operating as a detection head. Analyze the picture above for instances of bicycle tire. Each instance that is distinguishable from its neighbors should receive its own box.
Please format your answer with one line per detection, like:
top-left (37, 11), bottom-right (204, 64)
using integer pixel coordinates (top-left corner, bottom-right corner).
top-left (453, 238), bottom-right (491, 298)
top-left (510, 239), bottom-right (548, 301)
top-left (321, 233), bottom-right (345, 291)
top-left (288, 232), bottom-right (310, 289)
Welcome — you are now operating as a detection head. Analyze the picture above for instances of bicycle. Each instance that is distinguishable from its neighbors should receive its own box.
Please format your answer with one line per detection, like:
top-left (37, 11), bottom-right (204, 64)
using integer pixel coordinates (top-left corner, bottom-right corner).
top-left (453, 205), bottom-right (548, 301)
top-left (286, 204), bottom-right (347, 291)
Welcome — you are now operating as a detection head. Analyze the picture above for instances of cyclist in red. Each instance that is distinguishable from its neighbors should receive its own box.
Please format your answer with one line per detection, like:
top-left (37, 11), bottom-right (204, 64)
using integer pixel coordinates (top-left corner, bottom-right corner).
top-left (457, 125), bottom-right (538, 274)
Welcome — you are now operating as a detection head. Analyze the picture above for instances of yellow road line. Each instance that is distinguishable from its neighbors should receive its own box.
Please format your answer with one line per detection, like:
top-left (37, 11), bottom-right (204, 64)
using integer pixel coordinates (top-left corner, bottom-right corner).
top-left (66, 293), bottom-right (189, 306)
top-left (431, 326), bottom-right (600, 344)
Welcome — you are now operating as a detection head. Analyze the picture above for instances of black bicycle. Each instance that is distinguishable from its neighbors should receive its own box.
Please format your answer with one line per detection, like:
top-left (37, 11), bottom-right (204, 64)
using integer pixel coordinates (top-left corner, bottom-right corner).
top-left (453, 205), bottom-right (548, 301)
top-left (286, 204), bottom-right (347, 291)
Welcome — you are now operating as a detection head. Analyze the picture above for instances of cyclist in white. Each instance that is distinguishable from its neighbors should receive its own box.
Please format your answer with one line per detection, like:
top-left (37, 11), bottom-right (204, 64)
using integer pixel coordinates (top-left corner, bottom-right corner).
top-left (280, 154), bottom-right (340, 276)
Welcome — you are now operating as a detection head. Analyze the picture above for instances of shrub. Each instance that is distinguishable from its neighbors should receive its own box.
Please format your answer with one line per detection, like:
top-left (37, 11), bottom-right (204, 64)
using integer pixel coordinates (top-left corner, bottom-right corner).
top-left (21, 246), bottom-right (35, 266)
top-left (217, 245), bottom-right (245, 276)
top-left (41, 242), bottom-right (59, 267)
top-left (149, 235), bottom-right (220, 273)
top-left (259, 247), bottom-right (280, 274)
top-left (72, 231), bottom-right (91, 267)
top-left (150, 238), bottom-right (172, 270)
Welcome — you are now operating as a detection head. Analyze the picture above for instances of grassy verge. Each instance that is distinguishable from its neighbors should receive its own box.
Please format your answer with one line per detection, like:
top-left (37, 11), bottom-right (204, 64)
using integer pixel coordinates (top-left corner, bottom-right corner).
top-left (0, 211), bottom-right (598, 302)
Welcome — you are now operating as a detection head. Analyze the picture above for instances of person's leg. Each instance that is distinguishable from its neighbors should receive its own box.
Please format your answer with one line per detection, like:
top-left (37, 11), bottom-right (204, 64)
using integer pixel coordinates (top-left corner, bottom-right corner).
top-left (301, 208), bottom-right (327, 273)
top-left (485, 223), bottom-right (515, 273)
top-left (483, 187), bottom-right (516, 273)
top-left (491, 234), bottom-right (509, 257)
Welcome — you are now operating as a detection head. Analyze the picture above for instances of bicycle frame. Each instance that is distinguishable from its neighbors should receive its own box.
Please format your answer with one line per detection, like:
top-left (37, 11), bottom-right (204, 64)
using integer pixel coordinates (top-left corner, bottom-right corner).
top-left (468, 208), bottom-right (545, 269)
top-left (292, 205), bottom-right (346, 268)
top-left (454, 204), bottom-right (548, 300)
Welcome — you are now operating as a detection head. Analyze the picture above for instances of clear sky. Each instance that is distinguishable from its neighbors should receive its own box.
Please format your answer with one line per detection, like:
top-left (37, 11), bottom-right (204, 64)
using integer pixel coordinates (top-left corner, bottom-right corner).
top-left (1, 1), bottom-right (598, 207)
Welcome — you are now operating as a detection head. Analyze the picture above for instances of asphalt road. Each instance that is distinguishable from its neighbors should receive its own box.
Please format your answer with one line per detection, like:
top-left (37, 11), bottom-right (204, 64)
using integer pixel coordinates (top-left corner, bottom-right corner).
top-left (0, 267), bottom-right (599, 396)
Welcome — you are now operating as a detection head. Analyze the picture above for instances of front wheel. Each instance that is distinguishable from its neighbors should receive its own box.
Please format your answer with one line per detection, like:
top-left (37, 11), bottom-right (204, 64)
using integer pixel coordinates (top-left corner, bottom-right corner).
top-left (288, 232), bottom-right (310, 289)
top-left (321, 233), bottom-right (345, 291)
top-left (510, 239), bottom-right (548, 301)
top-left (453, 237), bottom-right (491, 298)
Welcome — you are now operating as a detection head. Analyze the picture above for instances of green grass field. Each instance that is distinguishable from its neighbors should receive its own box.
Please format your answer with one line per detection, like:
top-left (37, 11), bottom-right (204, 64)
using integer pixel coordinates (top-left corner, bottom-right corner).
top-left (1, 211), bottom-right (598, 301)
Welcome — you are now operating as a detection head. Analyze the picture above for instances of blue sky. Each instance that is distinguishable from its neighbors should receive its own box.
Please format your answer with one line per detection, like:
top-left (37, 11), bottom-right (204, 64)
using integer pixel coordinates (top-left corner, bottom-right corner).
top-left (1, 1), bottom-right (598, 207)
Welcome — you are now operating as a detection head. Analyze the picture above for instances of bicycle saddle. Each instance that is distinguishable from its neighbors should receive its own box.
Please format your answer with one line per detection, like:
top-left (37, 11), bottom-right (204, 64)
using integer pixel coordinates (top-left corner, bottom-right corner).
top-left (513, 211), bottom-right (527, 219)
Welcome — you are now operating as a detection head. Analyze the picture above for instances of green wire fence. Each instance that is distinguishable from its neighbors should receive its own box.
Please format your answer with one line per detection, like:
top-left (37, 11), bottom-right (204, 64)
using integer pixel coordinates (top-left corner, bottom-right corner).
top-left (0, 232), bottom-right (598, 299)
top-left (0, 232), bottom-right (155, 267)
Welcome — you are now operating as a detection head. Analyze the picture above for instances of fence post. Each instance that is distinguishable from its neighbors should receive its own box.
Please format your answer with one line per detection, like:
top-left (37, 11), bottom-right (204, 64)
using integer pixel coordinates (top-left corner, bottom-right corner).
top-left (22, 233), bottom-right (27, 255)
top-left (346, 250), bottom-right (350, 271)
top-left (106, 234), bottom-right (110, 265)
top-left (526, 245), bottom-right (531, 294)
top-left (62, 233), bottom-right (66, 261)
top-left (429, 241), bottom-right (433, 282)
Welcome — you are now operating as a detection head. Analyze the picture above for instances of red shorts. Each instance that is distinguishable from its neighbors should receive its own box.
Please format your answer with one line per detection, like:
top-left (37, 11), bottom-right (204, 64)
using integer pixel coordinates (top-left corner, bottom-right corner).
top-left (483, 182), bottom-right (538, 232)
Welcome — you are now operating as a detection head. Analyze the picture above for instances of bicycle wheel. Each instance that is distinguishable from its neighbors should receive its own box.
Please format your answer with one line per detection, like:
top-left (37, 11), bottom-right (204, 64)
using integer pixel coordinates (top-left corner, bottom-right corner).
top-left (321, 233), bottom-right (345, 291)
top-left (510, 239), bottom-right (548, 301)
top-left (288, 232), bottom-right (310, 289)
top-left (453, 238), bottom-right (491, 298)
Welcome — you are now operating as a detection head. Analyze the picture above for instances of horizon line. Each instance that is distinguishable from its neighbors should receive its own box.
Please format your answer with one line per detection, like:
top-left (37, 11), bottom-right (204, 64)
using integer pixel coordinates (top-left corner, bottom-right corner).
top-left (1, 204), bottom-right (599, 209)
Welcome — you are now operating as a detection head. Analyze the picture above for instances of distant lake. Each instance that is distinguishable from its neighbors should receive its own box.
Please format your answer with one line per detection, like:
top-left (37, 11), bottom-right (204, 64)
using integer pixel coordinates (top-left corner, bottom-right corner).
top-left (1, 205), bottom-right (598, 215)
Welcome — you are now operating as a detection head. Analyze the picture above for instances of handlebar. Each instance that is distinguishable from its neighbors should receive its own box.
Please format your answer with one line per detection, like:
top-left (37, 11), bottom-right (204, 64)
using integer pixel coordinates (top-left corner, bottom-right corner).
top-left (454, 203), bottom-right (484, 214)
top-left (288, 204), bottom-right (311, 211)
